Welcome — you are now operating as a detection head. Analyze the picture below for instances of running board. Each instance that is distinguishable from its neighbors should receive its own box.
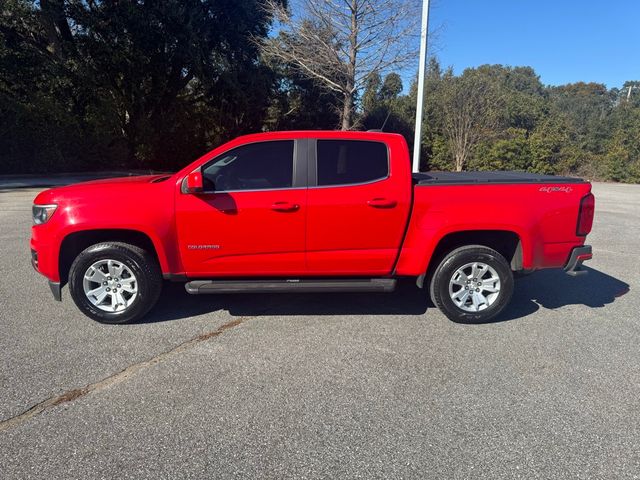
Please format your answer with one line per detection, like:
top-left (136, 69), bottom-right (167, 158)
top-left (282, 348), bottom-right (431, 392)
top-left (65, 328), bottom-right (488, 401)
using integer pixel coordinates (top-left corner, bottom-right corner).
top-left (185, 278), bottom-right (397, 295)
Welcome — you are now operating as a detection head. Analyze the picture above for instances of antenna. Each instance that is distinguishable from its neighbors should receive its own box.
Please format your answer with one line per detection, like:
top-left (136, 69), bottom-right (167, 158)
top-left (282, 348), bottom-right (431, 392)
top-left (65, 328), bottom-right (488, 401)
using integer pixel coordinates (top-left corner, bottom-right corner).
top-left (367, 111), bottom-right (392, 133)
top-left (380, 111), bottom-right (391, 131)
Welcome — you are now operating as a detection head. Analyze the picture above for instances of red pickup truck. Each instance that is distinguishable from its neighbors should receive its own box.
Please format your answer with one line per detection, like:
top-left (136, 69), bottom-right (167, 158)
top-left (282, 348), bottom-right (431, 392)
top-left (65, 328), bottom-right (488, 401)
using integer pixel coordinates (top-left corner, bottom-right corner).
top-left (30, 131), bottom-right (594, 324)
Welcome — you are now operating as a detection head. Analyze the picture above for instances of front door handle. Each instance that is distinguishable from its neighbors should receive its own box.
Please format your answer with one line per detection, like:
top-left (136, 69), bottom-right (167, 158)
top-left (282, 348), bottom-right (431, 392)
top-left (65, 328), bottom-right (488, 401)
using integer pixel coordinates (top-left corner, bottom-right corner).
top-left (367, 198), bottom-right (397, 209)
top-left (271, 201), bottom-right (300, 212)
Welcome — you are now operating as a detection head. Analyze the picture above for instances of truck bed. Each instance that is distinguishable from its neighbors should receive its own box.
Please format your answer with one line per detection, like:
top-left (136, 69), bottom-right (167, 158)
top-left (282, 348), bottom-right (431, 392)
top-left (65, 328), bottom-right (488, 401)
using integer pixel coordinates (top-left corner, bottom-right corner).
top-left (413, 171), bottom-right (585, 186)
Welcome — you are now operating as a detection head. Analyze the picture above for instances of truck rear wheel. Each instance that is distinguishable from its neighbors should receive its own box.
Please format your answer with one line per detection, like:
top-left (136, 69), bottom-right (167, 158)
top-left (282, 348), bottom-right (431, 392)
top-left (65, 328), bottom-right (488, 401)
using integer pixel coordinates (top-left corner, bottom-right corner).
top-left (68, 242), bottom-right (162, 324)
top-left (430, 245), bottom-right (514, 323)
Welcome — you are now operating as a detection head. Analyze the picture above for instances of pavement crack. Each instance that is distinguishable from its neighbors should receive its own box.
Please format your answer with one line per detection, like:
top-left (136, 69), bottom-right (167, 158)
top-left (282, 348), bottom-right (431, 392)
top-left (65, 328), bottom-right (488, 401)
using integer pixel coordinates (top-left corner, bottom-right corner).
top-left (0, 316), bottom-right (251, 434)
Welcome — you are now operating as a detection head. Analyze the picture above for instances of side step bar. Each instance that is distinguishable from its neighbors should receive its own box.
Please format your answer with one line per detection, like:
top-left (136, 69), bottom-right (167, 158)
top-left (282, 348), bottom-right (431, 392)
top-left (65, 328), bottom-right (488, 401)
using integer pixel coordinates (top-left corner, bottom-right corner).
top-left (185, 278), bottom-right (397, 295)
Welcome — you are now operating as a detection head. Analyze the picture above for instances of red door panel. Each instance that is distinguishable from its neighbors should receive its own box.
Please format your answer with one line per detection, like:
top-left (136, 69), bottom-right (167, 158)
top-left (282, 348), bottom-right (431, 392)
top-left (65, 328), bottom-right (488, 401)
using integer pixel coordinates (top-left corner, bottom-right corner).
top-left (305, 137), bottom-right (412, 275)
top-left (306, 180), bottom-right (410, 274)
top-left (175, 189), bottom-right (306, 276)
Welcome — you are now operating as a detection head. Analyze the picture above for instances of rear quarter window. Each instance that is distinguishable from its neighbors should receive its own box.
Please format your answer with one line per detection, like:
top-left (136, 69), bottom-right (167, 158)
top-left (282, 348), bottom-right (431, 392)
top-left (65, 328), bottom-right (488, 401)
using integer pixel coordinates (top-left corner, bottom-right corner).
top-left (317, 140), bottom-right (388, 186)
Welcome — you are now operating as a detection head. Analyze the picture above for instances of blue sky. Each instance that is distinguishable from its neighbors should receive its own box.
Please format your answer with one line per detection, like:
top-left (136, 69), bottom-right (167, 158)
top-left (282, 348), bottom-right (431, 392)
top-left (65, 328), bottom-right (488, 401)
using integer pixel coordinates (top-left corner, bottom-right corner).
top-left (427, 0), bottom-right (639, 88)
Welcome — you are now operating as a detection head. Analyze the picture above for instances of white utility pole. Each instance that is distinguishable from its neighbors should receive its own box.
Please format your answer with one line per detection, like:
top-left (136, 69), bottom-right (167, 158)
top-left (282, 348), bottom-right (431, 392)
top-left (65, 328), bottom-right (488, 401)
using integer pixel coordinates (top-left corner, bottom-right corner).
top-left (412, 0), bottom-right (431, 173)
top-left (627, 85), bottom-right (638, 101)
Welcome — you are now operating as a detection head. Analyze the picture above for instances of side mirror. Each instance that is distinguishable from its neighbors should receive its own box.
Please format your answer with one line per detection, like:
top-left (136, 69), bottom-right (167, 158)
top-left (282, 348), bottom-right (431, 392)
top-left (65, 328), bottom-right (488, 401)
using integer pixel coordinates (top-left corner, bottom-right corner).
top-left (185, 171), bottom-right (204, 194)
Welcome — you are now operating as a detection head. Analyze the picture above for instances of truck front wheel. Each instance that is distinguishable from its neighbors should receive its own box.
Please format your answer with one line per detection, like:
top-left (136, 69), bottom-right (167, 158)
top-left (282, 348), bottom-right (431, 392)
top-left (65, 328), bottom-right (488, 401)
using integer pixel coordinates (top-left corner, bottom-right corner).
top-left (68, 242), bottom-right (162, 324)
top-left (430, 245), bottom-right (514, 323)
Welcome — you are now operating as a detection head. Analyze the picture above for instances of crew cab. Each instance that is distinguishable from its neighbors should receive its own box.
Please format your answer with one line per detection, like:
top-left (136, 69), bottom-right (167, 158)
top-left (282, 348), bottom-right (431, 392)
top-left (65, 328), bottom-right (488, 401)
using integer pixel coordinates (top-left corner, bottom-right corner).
top-left (30, 131), bottom-right (595, 324)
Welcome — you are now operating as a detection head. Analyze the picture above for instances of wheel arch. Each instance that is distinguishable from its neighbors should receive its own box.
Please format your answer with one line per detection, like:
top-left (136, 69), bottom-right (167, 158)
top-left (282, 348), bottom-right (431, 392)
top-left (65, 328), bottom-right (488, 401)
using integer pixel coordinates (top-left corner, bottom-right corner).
top-left (417, 229), bottom-right (522, 288)
top-left (59, 229), bottom-right (164, 286)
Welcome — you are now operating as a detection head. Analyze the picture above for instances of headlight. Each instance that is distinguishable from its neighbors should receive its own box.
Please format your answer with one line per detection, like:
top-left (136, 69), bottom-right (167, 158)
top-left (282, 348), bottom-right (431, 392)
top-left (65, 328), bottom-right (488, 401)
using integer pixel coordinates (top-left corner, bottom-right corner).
top-left (32, 204), bottom-right (57, 225)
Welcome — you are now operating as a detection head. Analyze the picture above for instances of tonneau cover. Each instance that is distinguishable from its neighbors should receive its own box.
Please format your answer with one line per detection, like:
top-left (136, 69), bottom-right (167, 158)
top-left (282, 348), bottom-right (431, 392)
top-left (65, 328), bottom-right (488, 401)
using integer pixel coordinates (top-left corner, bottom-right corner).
top-left (413, 171), bottom-right (585, 185)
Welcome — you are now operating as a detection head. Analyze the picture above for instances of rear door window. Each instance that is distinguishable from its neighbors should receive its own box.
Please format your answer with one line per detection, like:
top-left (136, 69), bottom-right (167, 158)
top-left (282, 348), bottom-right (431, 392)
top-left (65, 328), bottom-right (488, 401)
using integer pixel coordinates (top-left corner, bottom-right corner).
top-left (316, 140), bottom-right (388, 186)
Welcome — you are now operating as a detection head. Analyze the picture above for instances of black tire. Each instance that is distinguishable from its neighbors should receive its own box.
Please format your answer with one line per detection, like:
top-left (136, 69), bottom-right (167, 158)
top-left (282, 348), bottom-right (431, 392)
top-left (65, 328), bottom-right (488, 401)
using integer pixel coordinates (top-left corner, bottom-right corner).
top-left (68, 242), bottom-right (162, 324)
top-left (430, 245), bottom-right (514, 323)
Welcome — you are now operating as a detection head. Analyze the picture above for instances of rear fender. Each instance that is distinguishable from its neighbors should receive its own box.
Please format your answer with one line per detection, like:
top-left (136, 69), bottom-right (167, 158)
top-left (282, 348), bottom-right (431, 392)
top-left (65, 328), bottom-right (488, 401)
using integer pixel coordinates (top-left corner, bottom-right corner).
top-left (395, 224), bottom-right (531, 277)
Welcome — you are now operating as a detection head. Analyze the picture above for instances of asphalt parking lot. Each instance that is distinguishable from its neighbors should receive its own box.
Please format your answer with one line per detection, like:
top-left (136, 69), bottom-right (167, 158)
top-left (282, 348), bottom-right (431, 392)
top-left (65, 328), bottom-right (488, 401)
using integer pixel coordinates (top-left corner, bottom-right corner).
top-left (0, 182), bottom-right (638, 479)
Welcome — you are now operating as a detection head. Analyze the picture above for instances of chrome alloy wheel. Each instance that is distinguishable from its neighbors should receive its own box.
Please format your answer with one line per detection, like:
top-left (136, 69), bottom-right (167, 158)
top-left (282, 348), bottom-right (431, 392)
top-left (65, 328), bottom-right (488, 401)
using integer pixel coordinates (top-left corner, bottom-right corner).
top-left (82, 259), bottom-right (138, 313)
top-left (448, 262), bottom-right (501, 312)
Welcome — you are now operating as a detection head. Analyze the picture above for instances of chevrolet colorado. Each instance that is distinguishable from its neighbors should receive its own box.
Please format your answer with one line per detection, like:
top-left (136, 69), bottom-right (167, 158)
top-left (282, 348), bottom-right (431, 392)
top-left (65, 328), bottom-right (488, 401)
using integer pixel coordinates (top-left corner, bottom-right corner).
top-left (30, 131), bottom-right (594, 324)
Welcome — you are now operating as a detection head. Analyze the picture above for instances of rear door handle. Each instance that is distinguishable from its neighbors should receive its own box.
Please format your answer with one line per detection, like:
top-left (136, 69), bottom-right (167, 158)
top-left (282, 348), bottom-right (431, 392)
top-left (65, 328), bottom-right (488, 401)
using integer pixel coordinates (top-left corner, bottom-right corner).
top-left (271, 201), bottom-right (300, 212)
top-left (367, 198), bottom-right (397, 209)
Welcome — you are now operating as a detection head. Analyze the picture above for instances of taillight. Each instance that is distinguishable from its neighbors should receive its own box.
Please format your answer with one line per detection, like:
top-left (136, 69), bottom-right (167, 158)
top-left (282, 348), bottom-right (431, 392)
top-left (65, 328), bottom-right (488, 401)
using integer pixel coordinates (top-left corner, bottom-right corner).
top-left (577, 193), bottom-right (595, 236)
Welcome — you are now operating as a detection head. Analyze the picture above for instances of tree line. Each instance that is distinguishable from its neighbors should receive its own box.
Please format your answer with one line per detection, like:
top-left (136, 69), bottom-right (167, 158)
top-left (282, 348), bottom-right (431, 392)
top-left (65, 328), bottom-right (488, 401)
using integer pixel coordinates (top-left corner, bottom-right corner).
top-left (1, 0), bottom-right (639, 183)
top-left (363, 62), bottom-right (640, 182)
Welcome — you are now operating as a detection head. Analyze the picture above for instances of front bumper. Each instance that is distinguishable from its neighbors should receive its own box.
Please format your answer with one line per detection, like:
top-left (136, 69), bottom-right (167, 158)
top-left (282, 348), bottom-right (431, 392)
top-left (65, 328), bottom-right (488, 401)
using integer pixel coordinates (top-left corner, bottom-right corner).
top-left (564, 245), bottom-right (592, 276)
top-left (31, 248), bottom-right (38, 271)
top-left (49, 281), bottom-right (62, 301)
top-left (31, 232), bottom-right (64, 301)
top-left (32, 248), bottom-right (62, 301)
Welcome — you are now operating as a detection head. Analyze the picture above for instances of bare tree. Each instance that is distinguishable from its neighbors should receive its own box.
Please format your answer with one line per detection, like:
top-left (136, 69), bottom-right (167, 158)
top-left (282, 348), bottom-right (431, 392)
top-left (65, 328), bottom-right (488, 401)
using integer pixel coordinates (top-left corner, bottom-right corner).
top-left (440, 72), bottom-right (503, 171)
top-left (260, 0), bottom-right (419, 130)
